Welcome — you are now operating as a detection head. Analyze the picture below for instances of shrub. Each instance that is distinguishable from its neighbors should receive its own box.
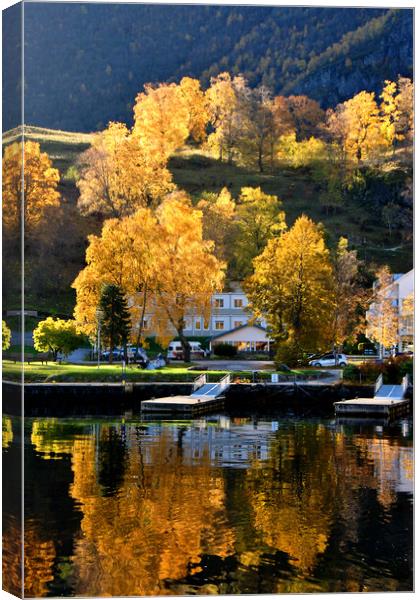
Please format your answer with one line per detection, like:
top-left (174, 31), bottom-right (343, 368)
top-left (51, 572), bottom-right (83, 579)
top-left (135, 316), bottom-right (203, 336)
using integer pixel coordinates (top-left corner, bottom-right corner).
top-left (213, 343), bottom-right (237, 358)
top-left (342, 364), bottom-right (361, 382)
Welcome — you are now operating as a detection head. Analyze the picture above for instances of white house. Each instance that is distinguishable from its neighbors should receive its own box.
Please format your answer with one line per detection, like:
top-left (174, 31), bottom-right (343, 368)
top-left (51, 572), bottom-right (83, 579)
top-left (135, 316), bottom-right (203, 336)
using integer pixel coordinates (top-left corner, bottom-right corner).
top-left (209, 323), bottom-right (273, 353)
top-left (140, 283), bottom-right (270, 351)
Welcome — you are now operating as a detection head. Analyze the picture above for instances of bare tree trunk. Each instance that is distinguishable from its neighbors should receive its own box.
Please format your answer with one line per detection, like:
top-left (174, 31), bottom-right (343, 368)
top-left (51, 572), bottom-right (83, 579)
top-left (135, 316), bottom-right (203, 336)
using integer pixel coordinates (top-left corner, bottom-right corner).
top-left (134, 285), bottom-right (148, 361)
top-left (178, 328), bottom-right (191, 363)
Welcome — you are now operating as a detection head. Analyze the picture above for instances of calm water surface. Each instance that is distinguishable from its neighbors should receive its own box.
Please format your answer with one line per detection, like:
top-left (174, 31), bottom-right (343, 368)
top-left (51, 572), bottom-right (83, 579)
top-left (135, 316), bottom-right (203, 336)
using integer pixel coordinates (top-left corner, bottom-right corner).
top-left (3, 411), bottom-right (413, 596)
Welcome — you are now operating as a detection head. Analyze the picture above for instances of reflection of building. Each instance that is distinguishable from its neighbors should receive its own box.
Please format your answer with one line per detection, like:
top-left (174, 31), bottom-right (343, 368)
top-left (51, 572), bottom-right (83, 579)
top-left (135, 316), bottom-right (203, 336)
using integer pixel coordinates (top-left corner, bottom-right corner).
top-left (367, 269), bottom-right (414, 353)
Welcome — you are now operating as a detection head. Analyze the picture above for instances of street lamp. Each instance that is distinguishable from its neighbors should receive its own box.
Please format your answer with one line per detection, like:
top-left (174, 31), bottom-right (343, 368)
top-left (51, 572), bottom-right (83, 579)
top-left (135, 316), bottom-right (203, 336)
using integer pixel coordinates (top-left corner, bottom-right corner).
top-left (96, 308), bottom-right (104, 368)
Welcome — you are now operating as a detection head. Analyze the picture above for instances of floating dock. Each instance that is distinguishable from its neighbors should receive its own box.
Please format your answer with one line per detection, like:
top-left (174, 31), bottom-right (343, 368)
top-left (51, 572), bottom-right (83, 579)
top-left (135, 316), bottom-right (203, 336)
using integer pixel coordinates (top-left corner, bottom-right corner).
top-left (334, 374), bottom-right (411, 420)
top-left (141, 373), bottom-right (230, 415)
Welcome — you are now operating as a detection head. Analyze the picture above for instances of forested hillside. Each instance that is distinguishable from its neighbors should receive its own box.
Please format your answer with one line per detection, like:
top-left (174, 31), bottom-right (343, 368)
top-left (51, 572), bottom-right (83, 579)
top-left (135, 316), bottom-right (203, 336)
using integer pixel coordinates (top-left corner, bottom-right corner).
top-left (18, 4), bottom-right (412, 132)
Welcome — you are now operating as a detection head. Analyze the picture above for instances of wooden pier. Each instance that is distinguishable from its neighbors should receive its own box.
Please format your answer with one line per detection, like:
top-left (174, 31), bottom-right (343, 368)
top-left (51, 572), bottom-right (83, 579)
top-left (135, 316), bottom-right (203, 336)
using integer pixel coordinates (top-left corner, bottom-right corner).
top-left (141, 373), bottom-right (230, 415)
top-left (334, 374), bottom-right (411, 420)
top-left (141, 394), bottom-right (225, 415)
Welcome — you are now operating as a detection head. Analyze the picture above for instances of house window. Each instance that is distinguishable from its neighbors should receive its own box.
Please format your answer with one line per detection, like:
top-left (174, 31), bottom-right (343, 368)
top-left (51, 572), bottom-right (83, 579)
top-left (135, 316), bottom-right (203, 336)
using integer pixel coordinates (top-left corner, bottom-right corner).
top-left (195, 320), bottom-right (201, 330)
top-left (203, 320), bottom-right (209, 330)
top-left (214, 298), bottom-right (224, 308)
top-left (215, 321), bottom-right (224, 330)
top-left (143, 319), bottom-right (149, 330)
top-left (234, 298), bottom-right (243, 308)
top-left (234, 321), bottom-right (243, 328)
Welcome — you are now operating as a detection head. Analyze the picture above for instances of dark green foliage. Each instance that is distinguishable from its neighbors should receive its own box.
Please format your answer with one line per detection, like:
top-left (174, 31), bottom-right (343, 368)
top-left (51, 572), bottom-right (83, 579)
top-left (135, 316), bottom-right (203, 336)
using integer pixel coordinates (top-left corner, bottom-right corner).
top-left (213, 343), bottom-right (238, 358)
top-left (343, 357), bottom-right (413, 384)
top-left (98, 284), bottom-right (131, 359)
top-left (19, 5), bottom-right (412, 132)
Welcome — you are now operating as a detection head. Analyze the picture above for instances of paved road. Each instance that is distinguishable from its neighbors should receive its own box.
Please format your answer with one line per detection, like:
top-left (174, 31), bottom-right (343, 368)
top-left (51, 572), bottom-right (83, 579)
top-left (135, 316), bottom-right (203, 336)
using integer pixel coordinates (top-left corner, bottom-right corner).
top-left (194, 359), bottom-right (274, 371)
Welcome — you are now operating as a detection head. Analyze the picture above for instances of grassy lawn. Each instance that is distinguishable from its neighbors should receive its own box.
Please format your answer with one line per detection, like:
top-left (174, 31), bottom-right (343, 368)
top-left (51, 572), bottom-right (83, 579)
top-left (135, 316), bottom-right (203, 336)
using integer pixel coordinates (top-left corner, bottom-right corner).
top-left (2, 361), bottom-right (321, 383)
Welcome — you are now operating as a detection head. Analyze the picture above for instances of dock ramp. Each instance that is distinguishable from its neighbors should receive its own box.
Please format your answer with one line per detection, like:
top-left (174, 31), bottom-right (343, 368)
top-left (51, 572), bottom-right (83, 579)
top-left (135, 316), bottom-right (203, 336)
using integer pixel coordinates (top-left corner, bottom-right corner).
top-left (141, 373), bottom-right (231, 415)
top-left (190, 373), bottom-right (231, 400)
top-left (373, 374), bottom-right (407, 401)
top-left (334, 374), bottom-right (410, 420)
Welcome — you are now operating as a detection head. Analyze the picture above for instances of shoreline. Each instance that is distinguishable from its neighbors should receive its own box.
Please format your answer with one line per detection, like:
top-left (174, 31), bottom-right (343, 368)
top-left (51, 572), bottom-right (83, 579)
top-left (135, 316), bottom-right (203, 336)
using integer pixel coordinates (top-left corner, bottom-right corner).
top-left (3, 380), bottom-right (378, 418)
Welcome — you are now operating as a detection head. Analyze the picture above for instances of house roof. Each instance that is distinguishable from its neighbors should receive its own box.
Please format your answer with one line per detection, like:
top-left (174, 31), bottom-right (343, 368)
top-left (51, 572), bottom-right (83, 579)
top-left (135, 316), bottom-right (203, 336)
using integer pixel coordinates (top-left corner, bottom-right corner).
top-left (211, 322), bottom-right (267, 341)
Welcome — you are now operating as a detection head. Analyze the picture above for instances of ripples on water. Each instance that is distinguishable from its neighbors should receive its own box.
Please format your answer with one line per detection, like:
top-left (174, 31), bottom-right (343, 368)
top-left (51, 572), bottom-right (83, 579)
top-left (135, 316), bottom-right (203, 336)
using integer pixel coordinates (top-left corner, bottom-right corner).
top-left (2, 412), bottom-right (413, 596)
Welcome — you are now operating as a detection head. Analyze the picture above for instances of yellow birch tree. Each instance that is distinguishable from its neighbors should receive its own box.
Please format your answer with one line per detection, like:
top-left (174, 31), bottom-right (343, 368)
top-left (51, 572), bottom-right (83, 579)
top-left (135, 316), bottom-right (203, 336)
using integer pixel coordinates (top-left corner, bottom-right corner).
top-left (152, 192), bottom-right (226, 361)
top-left (77, 122), bottom-right (173, 217)
top-left (366, 266), bottom-right (399, 354)
top-left (2, 141), bottom-right (60, 231)
top-left (246, 215), bottom-right (335, 365)
top-left (133, 83), bottom-right (190, 163)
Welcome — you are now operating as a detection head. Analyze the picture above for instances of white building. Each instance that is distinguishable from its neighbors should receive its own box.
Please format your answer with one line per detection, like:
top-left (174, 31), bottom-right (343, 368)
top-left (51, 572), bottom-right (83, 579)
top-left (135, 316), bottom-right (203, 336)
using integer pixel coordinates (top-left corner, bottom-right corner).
top-left (209, 323), bottom-right (273, 353)
top-left (366, 269), bottom-right (414, 353)
top-left (141, 283), bottom-right (270, 350)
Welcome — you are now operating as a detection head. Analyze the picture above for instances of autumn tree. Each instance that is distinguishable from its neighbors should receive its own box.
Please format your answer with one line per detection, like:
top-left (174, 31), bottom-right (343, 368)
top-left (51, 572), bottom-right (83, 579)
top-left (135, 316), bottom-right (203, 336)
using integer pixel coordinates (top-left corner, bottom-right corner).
top-left (197, 187), bottom-right (238, 269)
top-left (2, 321), bottom-right (11, 351)
top-left (380, 80), bottom-right (403, 150)
top-left (73, 193), bottom-right (225, 362)
top-left (179, 77), bottom-right (210, 143)
top-left (235, 187), bottom-right (286, 279)
top-left (133, 82), bottom-right (190, 163)
top-left (337, 91), bottom-right (384, 163)
top-left (277, 133), bottom-right (328, 168)
top-left (33, 318), bottom-right (85, 360)
top-left (98, 284), bottom-right (131, 361)
top-left (246, 215), bottom-right (334, 365)
top-left (235, 85), bottom-right (277, 172)
top-left (285, 95), bottom-right (325, 140)
top-left (77, 122), bottom-right (173, 217)
top-left (366, 266), bottom-right (399, 356)
top-left (395, 76), bottom-right (414, 143)
top-left (205, 72), bottom-right (245, 163)
top-left (271, 95), bottom-right (296, 137)
top-left (72, 207), bottom-right (159, 346)
top-left (2, 141), bottom-right (60, 232)
top-left (152, 192), bottom-right (225, 362)
top-left (328, 238), bottom-right (365, 352)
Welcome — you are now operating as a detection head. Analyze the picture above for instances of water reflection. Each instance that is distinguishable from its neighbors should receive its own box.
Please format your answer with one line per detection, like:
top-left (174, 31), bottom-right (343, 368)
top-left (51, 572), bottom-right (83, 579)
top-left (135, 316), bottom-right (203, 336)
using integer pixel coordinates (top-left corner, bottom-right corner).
top-left (3, 414), bottom-right (413, 596)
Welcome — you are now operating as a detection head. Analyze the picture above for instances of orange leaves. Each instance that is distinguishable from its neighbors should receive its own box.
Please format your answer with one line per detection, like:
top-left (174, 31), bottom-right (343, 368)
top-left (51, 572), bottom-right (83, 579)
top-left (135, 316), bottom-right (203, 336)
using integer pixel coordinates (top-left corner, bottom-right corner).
top-left (77, 122), bottom-right (173, 217)
top-left (73, 193), bottom-right (225, 343)
top-left (2, 141), bottom-right (60, 231)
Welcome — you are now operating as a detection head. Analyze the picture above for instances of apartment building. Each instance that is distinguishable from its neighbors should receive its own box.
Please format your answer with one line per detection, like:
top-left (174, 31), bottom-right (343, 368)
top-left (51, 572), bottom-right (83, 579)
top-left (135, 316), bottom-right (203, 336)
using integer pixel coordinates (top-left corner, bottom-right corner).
top-left (141, 284), bottom-right (268, 344)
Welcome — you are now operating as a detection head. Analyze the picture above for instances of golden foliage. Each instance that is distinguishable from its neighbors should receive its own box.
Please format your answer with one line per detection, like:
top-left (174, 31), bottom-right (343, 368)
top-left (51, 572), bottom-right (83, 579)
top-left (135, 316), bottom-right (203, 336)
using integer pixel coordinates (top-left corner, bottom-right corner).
top-left (246, 215), bottom-right (334, 359)
top-left (179, 76), bottom-right (210, 142)
top-left (338, 91), bottom-right (384, 162)
top-left (133, 83), bottom-right (190, 162)
top-left (73, 193), bottom-right (225, 346)
top-left (2, 141), bottom-right (60, 231)
top-left (77, 122), bottom-right (173, 216)
top-left (366, 266), bottom-right (400, 351)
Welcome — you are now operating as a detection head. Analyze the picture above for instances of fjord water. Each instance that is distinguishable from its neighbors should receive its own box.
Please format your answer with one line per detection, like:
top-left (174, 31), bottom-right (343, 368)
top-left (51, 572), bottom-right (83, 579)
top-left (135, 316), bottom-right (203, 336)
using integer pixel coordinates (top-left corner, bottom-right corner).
top-left (3, 412), bottom-right (413, 596)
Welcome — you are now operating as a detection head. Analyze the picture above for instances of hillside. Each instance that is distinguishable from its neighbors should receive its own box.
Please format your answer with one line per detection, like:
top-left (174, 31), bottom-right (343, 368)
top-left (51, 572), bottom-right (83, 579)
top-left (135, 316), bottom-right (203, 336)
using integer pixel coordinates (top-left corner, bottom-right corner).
top-left (5, 126), bottom-right (412, 317)
top-left (10, 5), bottom-right (412, 132)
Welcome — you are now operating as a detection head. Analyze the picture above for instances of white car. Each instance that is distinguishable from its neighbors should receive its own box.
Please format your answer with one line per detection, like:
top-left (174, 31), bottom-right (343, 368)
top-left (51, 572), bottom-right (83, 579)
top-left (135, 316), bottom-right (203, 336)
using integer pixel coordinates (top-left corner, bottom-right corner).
top-left (309, 353), bottom-right (348, 367)
top-left (167, 340), bottom-right (205, 360)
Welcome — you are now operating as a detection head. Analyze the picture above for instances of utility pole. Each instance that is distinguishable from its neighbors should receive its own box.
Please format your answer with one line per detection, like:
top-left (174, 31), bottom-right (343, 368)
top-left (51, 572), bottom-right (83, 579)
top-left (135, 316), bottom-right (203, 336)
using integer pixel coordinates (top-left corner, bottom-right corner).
top-left (96, 308), bottom-right (104, 368)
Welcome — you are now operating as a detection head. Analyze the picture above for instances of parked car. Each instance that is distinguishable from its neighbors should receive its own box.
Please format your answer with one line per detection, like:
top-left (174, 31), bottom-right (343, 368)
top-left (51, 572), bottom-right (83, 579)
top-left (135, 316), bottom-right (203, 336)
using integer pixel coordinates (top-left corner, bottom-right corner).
top-left (309, 353), bottom-right (348, 367)
top-left (101, 349), bottom-right (124, 360)
top-left (126, 345), bottom-right (148, 362)
top-left (167, 341), bottom-right (205, 360)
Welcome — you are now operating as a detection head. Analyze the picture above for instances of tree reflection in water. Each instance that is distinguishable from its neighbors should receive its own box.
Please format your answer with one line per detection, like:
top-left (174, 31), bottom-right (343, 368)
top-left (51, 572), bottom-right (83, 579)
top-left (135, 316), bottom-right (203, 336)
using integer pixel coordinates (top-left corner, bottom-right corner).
top-left (5, 415), bottom-right (412, 596)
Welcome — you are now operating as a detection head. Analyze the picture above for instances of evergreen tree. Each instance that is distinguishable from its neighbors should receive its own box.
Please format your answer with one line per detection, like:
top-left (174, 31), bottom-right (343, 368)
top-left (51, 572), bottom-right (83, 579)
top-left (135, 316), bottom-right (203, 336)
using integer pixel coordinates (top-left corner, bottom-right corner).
top-left (99, 284), bottom-right (131, 362)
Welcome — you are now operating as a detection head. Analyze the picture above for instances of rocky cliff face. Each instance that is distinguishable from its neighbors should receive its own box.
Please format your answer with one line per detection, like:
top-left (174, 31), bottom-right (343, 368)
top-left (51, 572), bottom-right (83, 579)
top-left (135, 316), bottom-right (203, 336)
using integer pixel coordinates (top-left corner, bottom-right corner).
top-left (286, 10), bottom-right (413, 107)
